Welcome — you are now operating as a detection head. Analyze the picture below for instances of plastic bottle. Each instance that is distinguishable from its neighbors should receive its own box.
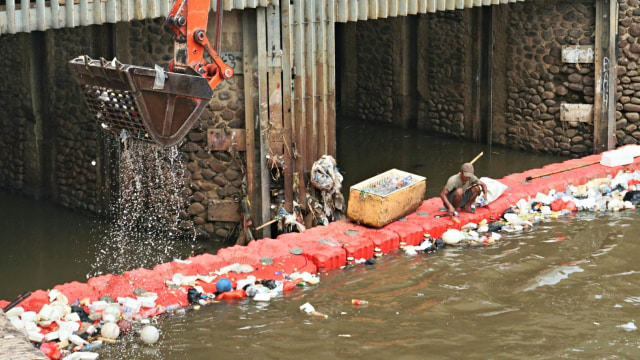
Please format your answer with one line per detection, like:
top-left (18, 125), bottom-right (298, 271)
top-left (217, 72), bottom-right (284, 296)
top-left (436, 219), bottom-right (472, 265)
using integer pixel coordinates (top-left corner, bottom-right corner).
top-left (165, 304), bottom-right (181, 312)
top-left (351, 299), bottom-right (368, 305)
top-left (83, 342), bottom-right (104, 351)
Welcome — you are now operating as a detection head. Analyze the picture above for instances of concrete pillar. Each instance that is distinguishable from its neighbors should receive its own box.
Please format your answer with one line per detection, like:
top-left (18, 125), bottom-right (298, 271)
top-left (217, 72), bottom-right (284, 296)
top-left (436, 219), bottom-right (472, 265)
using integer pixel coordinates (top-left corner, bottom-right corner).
top-left (391, 16), bottom-right (417, 128)
top-left (339, 22), bottom-right (358, 118)
top-left (22, 32), bottom-right (48, 199)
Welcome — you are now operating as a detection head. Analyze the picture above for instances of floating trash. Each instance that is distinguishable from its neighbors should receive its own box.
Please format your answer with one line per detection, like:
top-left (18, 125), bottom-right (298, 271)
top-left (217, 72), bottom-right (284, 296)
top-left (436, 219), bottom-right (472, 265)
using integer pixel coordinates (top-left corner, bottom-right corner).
top-left (617, 321), bottom-right (637, 332)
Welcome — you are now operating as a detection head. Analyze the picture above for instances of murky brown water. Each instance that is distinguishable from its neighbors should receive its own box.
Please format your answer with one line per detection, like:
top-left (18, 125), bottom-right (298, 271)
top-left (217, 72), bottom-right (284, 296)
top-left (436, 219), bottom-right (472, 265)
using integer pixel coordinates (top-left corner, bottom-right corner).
top-left (7, 118), bottom-right (639, 359)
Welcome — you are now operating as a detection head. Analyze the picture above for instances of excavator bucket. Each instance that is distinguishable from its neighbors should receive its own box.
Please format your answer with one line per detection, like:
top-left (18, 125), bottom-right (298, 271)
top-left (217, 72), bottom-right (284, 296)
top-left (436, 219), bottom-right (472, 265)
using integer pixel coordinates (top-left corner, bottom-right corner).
top-left (69, 56), bottom-right (213, 147)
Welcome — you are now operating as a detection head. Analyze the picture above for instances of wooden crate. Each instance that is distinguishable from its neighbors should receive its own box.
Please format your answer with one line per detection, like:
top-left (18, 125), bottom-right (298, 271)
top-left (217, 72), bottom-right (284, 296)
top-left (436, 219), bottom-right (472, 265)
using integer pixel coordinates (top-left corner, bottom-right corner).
top-left (347, 169), bottom-right (426, 228)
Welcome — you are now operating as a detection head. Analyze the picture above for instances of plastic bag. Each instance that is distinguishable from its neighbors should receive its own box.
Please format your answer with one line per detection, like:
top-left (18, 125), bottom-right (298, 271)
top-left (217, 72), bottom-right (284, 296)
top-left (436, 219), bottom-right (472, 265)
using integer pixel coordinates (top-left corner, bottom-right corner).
top-left (475, 177), bottom-right (508, 206)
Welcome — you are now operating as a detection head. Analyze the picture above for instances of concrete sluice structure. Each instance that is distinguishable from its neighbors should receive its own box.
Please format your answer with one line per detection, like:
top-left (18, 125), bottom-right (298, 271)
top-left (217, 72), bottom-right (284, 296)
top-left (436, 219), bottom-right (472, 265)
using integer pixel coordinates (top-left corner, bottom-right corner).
top-left (0, 0), bottom-right (630, 243)
top-left (2, 149), bottom-right (640, 358)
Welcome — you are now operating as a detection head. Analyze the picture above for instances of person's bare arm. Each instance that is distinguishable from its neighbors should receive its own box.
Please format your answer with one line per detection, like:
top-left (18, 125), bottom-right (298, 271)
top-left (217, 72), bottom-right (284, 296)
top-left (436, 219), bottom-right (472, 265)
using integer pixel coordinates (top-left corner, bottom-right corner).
top-left (440, 186), bottom-right (456, 215)
top-left (477, 180), bottom-right (488, 198)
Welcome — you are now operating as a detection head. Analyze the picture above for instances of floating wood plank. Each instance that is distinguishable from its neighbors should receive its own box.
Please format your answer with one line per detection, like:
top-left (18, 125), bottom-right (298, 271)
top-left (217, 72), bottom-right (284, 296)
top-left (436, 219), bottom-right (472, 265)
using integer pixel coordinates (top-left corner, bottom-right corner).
top-left (562, 45), bottom-right (595, 64)
top-left (206, 128), bottom-right (247, 151)
top-left (207, 199), bottom-right (241, 222)
top-left (560, 103), bottom-right (593, 123)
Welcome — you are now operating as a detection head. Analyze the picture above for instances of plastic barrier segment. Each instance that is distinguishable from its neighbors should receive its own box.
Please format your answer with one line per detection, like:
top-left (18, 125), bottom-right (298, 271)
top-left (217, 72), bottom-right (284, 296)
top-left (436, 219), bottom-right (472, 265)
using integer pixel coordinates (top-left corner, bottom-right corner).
top-left (381, 220), bottom-right (423, 246)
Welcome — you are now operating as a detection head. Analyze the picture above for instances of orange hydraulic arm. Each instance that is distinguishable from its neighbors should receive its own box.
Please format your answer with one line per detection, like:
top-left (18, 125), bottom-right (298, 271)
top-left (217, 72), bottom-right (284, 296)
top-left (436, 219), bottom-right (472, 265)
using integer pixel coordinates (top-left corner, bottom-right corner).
top-left (166, 0), bottom-right (233, 91)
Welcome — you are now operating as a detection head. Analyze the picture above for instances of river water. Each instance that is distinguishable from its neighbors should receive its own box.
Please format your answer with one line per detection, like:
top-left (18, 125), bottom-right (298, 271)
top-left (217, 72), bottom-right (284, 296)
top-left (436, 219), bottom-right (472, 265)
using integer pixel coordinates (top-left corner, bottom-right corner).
top-left (5, 118), bottom-right (640, 359)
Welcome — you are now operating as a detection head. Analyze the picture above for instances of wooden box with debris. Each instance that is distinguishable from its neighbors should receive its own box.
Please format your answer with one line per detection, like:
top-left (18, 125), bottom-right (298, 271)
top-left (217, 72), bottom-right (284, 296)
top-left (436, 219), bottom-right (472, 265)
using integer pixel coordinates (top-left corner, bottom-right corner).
top-left (347, 169), bottom-right (426, 228)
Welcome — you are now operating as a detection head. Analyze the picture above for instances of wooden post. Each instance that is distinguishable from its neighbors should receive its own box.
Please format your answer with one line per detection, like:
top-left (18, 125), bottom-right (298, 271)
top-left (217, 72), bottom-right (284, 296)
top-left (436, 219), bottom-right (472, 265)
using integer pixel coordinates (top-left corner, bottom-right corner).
top-left (257, 7), bottom-right (272, 238)
top-left (293, 0), bottom-right (307, 207)
top-left (326, 0), bottom-right (336, 157)
top-left (315, 0), bottom-right (327, 157)
top-left (281, 0), bottom-right (295, 212)
top-left (304, 0), bottom-right (317, 170)
top-left (486, 6), bottom-right (493, 146)
top-left (593, 0), bottom-right (617, 153)
top-left (243, 10), bottom-right (260, 235)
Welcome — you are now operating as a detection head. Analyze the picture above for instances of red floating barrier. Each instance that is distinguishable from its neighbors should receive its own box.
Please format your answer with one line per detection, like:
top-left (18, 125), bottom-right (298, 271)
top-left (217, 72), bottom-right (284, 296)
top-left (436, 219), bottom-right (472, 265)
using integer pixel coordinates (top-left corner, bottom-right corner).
top-left (87, 274), bottom-right (135, 299)
top-left (246, 238), bottom-right (293, 259)
top-left (382, 220), bottom-right (423, 246)
top-left (123, 268), bottom-right (167, 292)
top-left (154, 288), bottom-right (188, 308)
top-left (18, 289), bottom-right (49, 313)
top-left (357, 227), bottom-right (400, 254)
top-left (52, 281), bottom-right (99, 304)
top-left (323, 227), bottom-right (374, 261)
top-left (278, 231), bottom-right (347, 271)
top-left (217, 245), bottom-right (261, 267)
top-left (39, 341), bottom-right (61, 360)
top-left (187, 253), bottom-right (226, 274)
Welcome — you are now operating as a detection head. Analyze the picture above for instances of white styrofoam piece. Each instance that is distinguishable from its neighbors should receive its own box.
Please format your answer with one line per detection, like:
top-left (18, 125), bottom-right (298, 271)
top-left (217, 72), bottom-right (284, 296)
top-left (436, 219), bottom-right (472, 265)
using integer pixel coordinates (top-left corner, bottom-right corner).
top-left (618, 144), bottom-right (640, 158)
top-left (601, 150), bottom-right (633, 167)
top-left (253, 293), bottom-right (271, 302)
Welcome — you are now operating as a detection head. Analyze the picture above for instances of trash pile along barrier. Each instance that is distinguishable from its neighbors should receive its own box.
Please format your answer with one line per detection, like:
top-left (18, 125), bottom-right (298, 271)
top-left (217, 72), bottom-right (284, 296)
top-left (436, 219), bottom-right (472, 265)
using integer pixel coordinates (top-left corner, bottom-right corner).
top-left (3, 147), bottom-right (640, 359)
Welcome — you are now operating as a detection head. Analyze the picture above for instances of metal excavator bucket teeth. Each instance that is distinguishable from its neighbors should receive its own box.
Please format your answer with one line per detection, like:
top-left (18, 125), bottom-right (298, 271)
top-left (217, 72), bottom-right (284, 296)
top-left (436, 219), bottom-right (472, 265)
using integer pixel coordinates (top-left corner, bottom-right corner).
top-left (69, 56), bottom-right (213, 147)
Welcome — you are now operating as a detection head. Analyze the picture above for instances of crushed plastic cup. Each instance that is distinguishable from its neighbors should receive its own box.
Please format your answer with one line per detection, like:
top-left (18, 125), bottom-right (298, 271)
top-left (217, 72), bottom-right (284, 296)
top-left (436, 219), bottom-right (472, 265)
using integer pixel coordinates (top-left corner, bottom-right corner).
top-left (172, 273), bottom-right (184, 285)
top-left (299, 302), bottom-right (328, 318)
top-left (118, 297), bottom-right (141, 313)
top-left (299, 302), bottom-right (315, 314)
top-left (38, 304), bottom-right (53, 321)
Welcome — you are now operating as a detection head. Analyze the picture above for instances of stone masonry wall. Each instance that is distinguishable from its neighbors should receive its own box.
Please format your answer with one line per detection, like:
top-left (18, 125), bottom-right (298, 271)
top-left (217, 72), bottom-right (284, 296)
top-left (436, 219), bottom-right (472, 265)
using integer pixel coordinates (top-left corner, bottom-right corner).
top-left (126, 16), bottom-right (246, 242)
top-left (0, 34), bottom-right (30, 192)
top-left (417, 11), bottom-right (467, 136)
top-left (51, 28), bottom-right (101, 212)
top-left (0, 15), bottom-right (246, 242)
top-left (617, 0), bottom-right (640, 145)
top-left (355, 18), bottom-right (395, 123)
top-left (505, 1), bottom-right (595, 156)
